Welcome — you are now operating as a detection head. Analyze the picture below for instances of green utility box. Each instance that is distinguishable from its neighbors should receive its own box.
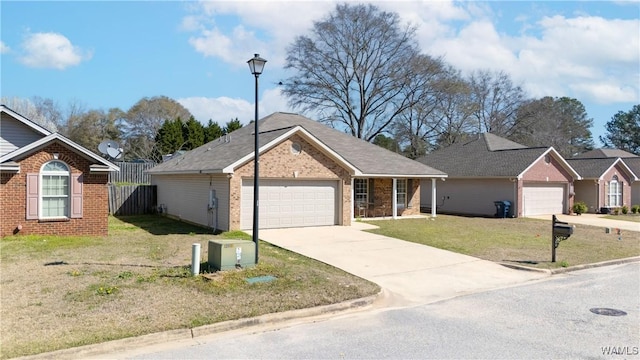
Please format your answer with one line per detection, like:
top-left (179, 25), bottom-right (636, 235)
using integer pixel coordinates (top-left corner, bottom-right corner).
top-left (208, 239), bottom-right (256, 271)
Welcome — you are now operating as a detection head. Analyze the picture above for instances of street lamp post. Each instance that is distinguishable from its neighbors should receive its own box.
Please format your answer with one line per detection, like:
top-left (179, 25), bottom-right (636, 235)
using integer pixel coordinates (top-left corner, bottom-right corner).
top-left (247, 53), bottom-right (266, 264)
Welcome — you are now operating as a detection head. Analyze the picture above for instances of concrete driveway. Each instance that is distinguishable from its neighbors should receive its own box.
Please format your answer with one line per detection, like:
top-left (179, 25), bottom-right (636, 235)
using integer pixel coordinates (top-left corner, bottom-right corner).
top-left (528, 213), bottom-right (640, 232)
top-left (259, 222), bottom-right (546, 306)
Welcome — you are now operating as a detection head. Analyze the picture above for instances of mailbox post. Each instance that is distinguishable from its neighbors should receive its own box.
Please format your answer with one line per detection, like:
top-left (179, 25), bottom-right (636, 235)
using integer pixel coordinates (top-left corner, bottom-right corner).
top-left (551, 215), bottom-right (574, 262)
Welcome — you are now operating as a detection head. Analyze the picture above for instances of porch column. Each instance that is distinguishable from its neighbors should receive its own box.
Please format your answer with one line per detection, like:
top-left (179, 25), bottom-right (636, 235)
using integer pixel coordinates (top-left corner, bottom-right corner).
top-left (431, 178), bottom-right (437, 218)
top-left (350, 177), bottom-right (355, 221)
top-left (392, 178), bottom-right (398, 219)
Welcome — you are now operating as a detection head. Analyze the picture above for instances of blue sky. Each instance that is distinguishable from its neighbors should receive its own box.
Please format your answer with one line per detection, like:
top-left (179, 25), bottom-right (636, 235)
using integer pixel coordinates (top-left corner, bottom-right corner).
top-left (1, 1), bottom-right (639, 146)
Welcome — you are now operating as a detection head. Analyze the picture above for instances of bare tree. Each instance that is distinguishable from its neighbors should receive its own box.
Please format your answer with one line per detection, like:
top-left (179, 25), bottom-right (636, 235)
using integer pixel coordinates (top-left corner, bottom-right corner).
top-left (282, 3), bottom-right (426, 142)
top-left (468, 70), bottom-right (527, 136)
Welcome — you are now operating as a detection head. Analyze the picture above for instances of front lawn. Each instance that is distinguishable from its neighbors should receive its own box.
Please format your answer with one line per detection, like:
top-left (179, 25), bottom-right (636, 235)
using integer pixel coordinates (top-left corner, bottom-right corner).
top-left (602, 214), bottom-right (640, 223)
top-left (0, 215), bottom-right (379, 359)
top-left (365, 215), bottom-right (640, 269)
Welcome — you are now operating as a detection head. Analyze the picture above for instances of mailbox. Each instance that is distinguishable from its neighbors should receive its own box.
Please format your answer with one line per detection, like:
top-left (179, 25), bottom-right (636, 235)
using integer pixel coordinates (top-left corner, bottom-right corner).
top-left (553, 224), bottom-right (574, 237)
top-left (551, 215), bottom-right (574, 263)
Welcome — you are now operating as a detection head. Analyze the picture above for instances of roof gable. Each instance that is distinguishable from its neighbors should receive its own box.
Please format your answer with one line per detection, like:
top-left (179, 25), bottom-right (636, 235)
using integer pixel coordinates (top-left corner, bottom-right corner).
top-left (148, 112), bottom-right (446, 177)
top-left (0, 105), bottom-right (52, 136)
top-left (567, 157), bottom-right (638, 181)
top-left (1, 106), bottom-right (53, 156)
top-left (0, 133), bottom-right (119, 172)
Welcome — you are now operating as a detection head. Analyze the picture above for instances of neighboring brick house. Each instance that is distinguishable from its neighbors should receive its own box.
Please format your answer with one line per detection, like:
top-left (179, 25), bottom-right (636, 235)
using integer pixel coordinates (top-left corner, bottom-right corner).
top-left (0, 105), bottom-right (119, 237)
top-left (568, 149), bottom-right (639, 213)
top-left (147, 112), bottom-right (446, 231)
top-left (416, 134), bottom-right (581, 218)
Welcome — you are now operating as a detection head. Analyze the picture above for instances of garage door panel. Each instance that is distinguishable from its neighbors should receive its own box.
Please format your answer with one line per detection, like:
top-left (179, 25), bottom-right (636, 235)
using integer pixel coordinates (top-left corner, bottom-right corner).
top-left (241, 179), bottom-right (338, 229)
top-left (523, 184), bottom-right (565, 216)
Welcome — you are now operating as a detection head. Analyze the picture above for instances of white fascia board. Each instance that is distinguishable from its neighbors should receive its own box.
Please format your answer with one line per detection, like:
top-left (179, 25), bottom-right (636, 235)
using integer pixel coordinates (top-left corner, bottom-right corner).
top-left (517, 147), bottom-right (582, 180)
top-left (90, 164), bottom-right (120, 173)
top-left (1, 105), bottom-right (52, 136)
top-left (223, 126), bottom-right (360, 175)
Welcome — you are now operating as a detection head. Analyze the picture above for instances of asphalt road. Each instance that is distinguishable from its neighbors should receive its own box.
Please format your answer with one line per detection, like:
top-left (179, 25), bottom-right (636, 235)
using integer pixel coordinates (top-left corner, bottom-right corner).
top-left (118, 263), bottom-right (639, 360)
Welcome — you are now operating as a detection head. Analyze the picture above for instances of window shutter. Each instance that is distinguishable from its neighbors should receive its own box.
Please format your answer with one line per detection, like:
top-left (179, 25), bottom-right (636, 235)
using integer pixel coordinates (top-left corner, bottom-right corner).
top-left (407, 179), bottom-right (413, 208)
top-left (71, 173), bottom-right (83, 218)
top-left (26, 173), bottom-right (39, 219)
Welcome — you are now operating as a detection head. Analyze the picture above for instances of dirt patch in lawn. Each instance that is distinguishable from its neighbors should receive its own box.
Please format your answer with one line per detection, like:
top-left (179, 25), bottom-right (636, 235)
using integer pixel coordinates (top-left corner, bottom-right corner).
top-left (0, 215), bottom-right (379, 359)
top-left (365, 215), bottom-right (640, 269)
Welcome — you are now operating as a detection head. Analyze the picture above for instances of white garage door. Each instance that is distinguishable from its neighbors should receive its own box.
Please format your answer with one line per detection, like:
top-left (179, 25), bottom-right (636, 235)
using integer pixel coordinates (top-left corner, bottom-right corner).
top-left (241, 179), bottom-right (338, 229)
top-left (523, 184), bottom-right (565, 216)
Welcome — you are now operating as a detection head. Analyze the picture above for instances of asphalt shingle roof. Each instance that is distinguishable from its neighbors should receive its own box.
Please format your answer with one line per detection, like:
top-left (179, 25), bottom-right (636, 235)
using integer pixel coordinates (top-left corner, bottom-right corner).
top-left (565, 158), bottom-right (621, 179)
top-left (148, 112), bottom-right (446, 177)
top-left (573, 148), bottom-right (638, 159)
top-left (416, 133), bottom-right (552, 177)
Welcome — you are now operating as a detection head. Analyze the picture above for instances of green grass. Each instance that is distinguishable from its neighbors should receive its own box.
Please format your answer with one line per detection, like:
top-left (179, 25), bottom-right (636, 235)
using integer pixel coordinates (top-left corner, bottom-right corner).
top-left (365, 215), bottom-right (640, 269)
top-left (0, 215), bottom-right (379, 359)
top-left (602, 214), bottom-right (640, 223)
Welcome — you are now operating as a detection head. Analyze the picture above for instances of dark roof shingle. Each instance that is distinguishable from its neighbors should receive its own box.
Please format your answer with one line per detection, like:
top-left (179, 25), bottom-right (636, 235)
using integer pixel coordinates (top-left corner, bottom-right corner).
top-left (416, 134), bottom-right (552, 177)
top-left (149, 112), bottom-right (446, 177)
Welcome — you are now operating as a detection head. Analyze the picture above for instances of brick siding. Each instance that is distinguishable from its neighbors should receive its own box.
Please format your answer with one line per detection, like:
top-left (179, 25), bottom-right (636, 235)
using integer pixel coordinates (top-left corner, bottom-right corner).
top-left (1, 142), bottom-right (109, 237)
top-left (228, 134), bottom-right (352, 230)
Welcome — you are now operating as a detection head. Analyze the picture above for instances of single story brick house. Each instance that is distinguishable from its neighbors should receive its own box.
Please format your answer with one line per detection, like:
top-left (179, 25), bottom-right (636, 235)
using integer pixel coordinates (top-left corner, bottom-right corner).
top-left (568, 149), bottom-right (639, 212)
top-left (416, 133), bottom-right (581, 218)
top-left (0, 105), bottom-right (119, 237)
top-left (147, 112), bottom-right (447, 231)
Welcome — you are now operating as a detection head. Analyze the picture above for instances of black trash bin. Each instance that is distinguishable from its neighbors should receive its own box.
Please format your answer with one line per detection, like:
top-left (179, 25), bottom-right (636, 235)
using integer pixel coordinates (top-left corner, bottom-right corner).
top-left (494, 200), bottom-right (511, 218)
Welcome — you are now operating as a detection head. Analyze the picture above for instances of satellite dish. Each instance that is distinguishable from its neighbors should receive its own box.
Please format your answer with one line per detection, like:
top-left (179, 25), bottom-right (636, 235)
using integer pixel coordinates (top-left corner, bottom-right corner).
top-left (98, 139), bottom-right (123, 160)
top-left (106, 147), bottom-right (121, 159)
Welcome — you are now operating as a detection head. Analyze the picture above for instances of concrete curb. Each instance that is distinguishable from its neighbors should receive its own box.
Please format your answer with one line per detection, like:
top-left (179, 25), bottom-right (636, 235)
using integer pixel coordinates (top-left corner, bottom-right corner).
top-left (499, 256), bottom-right (640, 275)
top-left (548, 256), bottom-right (640, 274)
top-left (16, 291), bottom-right (382, 360)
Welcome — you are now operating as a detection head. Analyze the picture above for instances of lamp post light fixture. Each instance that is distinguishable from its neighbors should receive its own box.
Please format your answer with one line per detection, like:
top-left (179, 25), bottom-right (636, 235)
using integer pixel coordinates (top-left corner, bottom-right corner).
top-left (247, 53), bottom-right (266, 264)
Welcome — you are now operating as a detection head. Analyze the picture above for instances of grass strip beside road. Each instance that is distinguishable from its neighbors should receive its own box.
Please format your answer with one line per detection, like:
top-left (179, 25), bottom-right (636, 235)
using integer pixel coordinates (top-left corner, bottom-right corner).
top-left (0, 215), bottom-right (379, 359)
top-left (364, 215), bottom-right (640, 269)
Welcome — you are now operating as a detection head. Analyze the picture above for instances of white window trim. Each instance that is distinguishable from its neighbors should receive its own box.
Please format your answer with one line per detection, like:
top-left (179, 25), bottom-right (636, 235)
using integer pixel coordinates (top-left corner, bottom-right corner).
top-left (607, 176), bottom-right (622, 208)
top-left (40, 161), bottom-right (71, 219)
top-left (354, 178), bottom-right (368, 206)
top-left (396, 179), bottom-right (407, 208)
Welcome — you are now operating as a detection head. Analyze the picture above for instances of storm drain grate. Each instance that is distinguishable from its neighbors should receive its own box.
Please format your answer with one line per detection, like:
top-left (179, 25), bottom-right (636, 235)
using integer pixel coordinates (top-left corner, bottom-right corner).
top-left (589, 308), bottom-right (627, 316)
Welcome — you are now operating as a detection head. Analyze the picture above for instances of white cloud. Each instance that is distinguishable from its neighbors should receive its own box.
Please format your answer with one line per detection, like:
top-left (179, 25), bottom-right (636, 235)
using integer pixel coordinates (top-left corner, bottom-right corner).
top-left (19, 32), bottom-right (91, 70)
top-left (185, 1), bottom-right (638, 107)
top-left (0, 41), bottom-right (10, 54)
top-left (178, 88), bottom-right (293, 125)
top-left (185, 1), bottom-right (335, 67)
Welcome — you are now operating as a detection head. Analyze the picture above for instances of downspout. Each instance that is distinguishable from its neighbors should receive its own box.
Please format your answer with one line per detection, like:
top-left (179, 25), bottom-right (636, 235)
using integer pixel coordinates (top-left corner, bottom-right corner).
top-left (431, 178), bottom-right (437, 218)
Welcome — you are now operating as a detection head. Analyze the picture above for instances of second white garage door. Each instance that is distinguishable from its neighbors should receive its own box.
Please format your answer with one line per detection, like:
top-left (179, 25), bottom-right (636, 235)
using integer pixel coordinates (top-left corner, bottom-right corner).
top-left (523, 184), bottom-right (565, 216)
top-left (241, 179), bottom-right (338, 229)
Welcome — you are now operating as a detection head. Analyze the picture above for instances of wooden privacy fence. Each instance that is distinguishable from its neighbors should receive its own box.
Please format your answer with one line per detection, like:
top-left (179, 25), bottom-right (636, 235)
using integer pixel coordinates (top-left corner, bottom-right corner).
top-left (108, 185), bottom-right (157, 215)
top-left (109, 162), bottom-right (156, 184)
